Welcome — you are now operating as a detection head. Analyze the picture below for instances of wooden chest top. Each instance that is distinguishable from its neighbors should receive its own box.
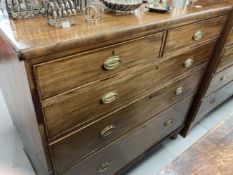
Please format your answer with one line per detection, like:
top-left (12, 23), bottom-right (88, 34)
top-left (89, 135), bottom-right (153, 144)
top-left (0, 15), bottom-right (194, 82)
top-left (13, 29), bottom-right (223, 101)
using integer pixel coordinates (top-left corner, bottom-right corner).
top-left (0, 1), bottom-right (231, 60)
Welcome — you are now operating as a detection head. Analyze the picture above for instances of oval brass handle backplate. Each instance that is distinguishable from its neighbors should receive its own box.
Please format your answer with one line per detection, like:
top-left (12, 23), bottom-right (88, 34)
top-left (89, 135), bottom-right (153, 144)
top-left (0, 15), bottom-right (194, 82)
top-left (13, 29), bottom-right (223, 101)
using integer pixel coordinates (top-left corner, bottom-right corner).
top-left (193, 30), bottom-right (204, 41)
top-left (103, 55), bottom-right (121, 71)
top-left (97, 161), bottom-right (111, 174)
top-left (101, 91), bottom-right (118, 104)
top-left (164, 119), bottom-right (174, 127)
top-left (100, 125), bottom-right (116, 137)
top-left (210, 98), bottom-right (215, 104)
top-left (220, 75), bottom-right (228, 81)
top-left (184, 58), bottom-right (194, 68)
top-left (175, 86), bottom-right (184, 95)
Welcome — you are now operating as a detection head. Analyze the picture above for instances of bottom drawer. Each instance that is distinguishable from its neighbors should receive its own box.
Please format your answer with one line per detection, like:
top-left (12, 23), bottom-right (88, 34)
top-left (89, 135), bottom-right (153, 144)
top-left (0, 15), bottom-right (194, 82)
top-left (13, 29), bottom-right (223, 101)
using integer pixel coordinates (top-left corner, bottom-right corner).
top-left (60, 94), bottom-right (195, 175)
top-left (196, 80), bottom-right (233, 122)
top-left (51, 67), bottom-right (205, 173)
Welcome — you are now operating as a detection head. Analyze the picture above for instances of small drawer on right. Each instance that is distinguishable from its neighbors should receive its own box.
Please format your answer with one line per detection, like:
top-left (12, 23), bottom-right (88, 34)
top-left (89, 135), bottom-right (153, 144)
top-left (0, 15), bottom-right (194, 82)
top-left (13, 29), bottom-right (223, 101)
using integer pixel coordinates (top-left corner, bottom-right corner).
top-left (206, 64), bottom-right (233, 97)
top-left (164, 16), bottom-right (226, 56)
top-left (217, 46), bottom-right (233, 72)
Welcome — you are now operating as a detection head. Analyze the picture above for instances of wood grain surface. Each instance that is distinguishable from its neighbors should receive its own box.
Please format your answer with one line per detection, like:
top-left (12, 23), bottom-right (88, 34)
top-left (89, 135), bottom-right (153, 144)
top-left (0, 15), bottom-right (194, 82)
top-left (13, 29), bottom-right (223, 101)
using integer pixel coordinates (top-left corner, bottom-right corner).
top-left (0, 2), bottom-right (231, 60)
top-left (157, 114), bottom-right (233, 175)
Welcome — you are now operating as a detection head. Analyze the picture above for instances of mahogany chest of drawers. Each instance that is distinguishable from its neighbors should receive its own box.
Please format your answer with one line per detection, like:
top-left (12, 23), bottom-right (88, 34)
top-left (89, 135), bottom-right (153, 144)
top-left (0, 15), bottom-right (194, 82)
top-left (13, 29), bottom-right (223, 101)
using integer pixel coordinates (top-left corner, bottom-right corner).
top-left (182, 3), bottom-right (233, 134)
top-left (0, 1), bottom-right (232, 175)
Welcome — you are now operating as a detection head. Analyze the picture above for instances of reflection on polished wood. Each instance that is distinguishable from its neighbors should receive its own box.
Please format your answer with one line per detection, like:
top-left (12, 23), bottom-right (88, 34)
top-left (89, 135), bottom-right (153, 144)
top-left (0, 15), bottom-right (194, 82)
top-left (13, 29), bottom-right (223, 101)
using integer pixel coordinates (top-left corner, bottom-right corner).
top-left (0, 1), bottom-right (231, 59)
top-left (158, 115), bottom-right (233, 175)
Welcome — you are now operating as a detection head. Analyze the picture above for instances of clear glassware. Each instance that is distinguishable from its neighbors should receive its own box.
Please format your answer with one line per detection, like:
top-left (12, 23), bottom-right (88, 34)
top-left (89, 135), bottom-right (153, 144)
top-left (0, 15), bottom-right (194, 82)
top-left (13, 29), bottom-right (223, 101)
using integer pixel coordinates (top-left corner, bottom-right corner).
top-left (172, 0), bottom-right (190, 9)
top-left (84, 1), bottom-right (103, 23)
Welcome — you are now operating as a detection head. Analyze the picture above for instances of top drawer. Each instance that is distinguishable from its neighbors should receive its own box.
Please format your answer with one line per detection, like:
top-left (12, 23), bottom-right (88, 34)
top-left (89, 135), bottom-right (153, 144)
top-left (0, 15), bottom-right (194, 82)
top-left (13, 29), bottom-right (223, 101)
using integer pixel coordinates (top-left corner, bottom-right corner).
top-left (164, 16), bottom-right (226, 56)
top-left (34, 33), bottom-right (163, 100)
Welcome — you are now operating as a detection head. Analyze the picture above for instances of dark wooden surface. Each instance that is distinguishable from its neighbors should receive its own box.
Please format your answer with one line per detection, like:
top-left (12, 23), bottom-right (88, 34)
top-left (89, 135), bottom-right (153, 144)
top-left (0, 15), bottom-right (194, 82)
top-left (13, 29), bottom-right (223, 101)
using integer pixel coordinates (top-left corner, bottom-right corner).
top-left (0, 2), bottom-right (231, 60)
top-left (195, 79), bottom-right (233, 123)
top-left (0, 1), bottom-right (232, 175)
top-left (0, 36), bottom-right (51, 174)
top-left (60, 94), bottom-right (195, 175)
top-left (163, 16), bottom-right (226, 56)
top-left (206, 64), bottom-right (233, 97)
top-left (34, 33), bottom-right (163, 100)
top-left (157, 114), bottom-right (233, 175)
top-left (43, 40), bottom-right (214, 140)
top-left (181, 8), bottom-right (233, 136)
top-left (217, 46), bottom-right (233, 72)
top-left (50, 67), bottom-right (205, 173)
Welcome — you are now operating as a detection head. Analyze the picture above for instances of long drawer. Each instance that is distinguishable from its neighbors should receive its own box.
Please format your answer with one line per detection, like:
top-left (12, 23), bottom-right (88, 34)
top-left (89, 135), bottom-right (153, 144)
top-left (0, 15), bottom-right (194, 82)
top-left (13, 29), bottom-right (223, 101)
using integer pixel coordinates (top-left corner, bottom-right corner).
top-left (217, 46), bottom-right (233, 72)
top-left (34, 33), bottom-right (163, 100)
top-left (59, 94), bottom-right (195, 175)
top-left (43, 41), bottom-right (213, 139)
top-left (50, 67), bottom-right (205, 173)
top-left (164, 16), bottom-right (226, 56)
top-left (44, 63), bottom-right (155, 138)
top-left (196, 80), bottom-right (233, 122)
top-left (206, 64), bottom-right (233, 96)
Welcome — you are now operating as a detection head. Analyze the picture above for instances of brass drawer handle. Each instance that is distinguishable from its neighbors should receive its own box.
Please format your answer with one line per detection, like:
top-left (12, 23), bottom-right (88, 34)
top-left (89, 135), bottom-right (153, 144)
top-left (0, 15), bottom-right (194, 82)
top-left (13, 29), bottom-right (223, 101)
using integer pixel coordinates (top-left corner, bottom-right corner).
top-left (220, 75), bottom-right (228, 81)
top-left (100, 125), bottom-right (116, 137)
top-left (184, 58), bottom-right (194, 68)
top-left (210, 98), bottom-right (215, 104)
top-left (164, 119), bottom-right (174, 126)
top-left (101, 91), bottom-right (118, 104)
top-left (193, 30), bottom-right (204, 41)
top-left (103, 55), bottom-right (121, 71)
top-left (97, 161), bottom-right (111, 174)
top-left (175, 86), bottom-right (184, 95)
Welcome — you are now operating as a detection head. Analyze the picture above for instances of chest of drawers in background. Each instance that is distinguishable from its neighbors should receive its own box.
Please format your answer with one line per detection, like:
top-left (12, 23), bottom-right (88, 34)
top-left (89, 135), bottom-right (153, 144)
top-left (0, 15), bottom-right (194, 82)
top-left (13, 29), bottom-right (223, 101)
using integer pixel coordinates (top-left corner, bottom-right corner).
top-left (183, 10), bottom-right (233, 128)
top-left (0, 2), bottom-right (232, 175)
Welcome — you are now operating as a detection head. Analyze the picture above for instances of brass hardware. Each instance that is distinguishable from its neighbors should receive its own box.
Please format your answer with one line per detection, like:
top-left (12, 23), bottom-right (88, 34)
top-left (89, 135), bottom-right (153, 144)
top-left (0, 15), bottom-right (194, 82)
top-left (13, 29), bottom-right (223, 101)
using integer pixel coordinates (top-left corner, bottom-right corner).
top-left (184, 58), bottom-right (194, 68)
top-left (100, 125), bottom-right (116, 137)
top-left (101, 91), bottom-right (118, 104)
top-left (97, 162), bottom-right (111, 173)
top-left (220, 75), bottom-right (228, 81)
top-left (103, 55), bottom-right (121, 71)
top-left (193, 30), bottom-right (204, 41)
top-left (175, 86), bottom-right (184, 95)
top-left (210, 98), bottom-right (215, 104)
top-left (164, 119), bottom-right (174, 126)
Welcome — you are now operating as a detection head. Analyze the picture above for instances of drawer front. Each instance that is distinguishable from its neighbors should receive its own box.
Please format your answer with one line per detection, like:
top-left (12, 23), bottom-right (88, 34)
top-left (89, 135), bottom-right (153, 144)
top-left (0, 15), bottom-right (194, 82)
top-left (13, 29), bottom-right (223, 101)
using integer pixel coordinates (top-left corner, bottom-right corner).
top-left (50, 67), bottom-right (205, 173)
top-left (217, 46), bottom-right (233, 72)
top-left (164, 16), bottom-right (226, 56)
top-left (34, 33), bottom-right (163, 100)
top-left (155, 42), bottom-right (215, 85)
top-left (227, 30), bottom-right (233, 45)
top-left (59, 94), bottom-right (195, 175)
top-left (44, 42), bottom-right (213, 139)
top-left (206, 64), bottom-right (233, 96)
top-left (196, 80), bottom-right (233, 122)
top-left (44, 63), bottom-right (155, 138)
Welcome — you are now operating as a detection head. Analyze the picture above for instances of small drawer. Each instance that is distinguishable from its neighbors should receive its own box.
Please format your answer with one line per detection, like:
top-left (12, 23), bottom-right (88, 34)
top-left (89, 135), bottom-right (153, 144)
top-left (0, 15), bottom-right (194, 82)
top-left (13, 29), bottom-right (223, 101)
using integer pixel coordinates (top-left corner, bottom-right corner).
top-left (50, 67), bottom-right (205, 173)
top-left (44, 63), bottom-right (155, 138)
top-left (164, 16), bottom-right (226, 56)
top-left (34, 33), bottom-right (163, 100)
top-left (59, 94), bottom-right (195, 175)
top-left (206, 64), bottom-right (233, 96)
top-left (217, 46), bottom-right (233, 72)
top-left (196, 80), bottom-right (233, 122)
